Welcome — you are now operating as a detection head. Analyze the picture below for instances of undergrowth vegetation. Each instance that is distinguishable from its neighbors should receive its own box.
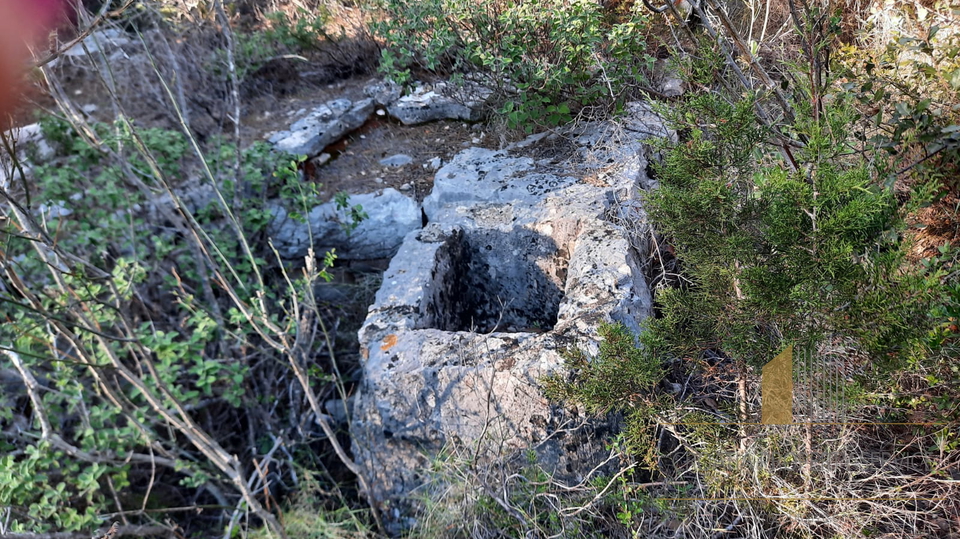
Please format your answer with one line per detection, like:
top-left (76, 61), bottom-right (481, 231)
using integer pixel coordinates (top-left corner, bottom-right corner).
top-left (1, 0), bottom-right (959, 537)
top-left (539, 1), bottom-right (960, 537)
top-left (371, 0), bottom-right (658, 130)
top-left (1, 2), bottom-right (374, 537)
top-left (0, 106), bottom-right (366, 535)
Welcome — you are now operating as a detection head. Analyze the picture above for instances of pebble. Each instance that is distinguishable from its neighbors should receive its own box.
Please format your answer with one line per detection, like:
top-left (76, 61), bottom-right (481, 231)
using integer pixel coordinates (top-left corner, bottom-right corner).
top-left (379, 154), bottom-right (413, 167)
top-left (399, 183), bottom-right (412, 191)
top-left (374, 177), bottom-right (384, 184)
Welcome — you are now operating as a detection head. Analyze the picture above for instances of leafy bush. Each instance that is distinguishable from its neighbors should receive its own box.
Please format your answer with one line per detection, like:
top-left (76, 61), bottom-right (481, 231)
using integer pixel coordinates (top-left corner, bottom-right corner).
top-left (835, 11), bottom-right (960, 193)
top-left (264, 7), bottom-right (334, 51)
top-left (0, 112), bottom-right (365, 534)
top-left (371, 0), bottom-right (656, 129)
top-left (218, 6), bottom-right (336, 83)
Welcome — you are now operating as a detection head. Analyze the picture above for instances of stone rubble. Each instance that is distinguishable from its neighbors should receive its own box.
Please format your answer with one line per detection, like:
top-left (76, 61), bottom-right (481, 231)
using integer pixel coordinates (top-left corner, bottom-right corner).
top-left (266, 79), bottom-right (493, 162)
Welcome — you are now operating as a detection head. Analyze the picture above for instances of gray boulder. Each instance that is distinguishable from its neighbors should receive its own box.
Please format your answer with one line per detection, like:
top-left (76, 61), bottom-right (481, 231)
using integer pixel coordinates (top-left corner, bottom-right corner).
top-left (387, 81), bottom-right (492, 125)
top-left (269, 98), bottom-right (375, 157)
top-left (0, 122), bottom-right (54, 187)
top-left (61, 29), bottom-right (132, 59)
top-left (267, 188), bottom-right (420, 260)
top-left (363, 80), bottom-right (402, 106)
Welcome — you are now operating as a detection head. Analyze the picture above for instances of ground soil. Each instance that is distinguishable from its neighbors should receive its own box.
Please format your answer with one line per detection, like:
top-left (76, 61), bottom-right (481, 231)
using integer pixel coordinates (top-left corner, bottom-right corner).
top-left (36, 45), bottom-right (487, 204)
top-left (240, 73), bottom-right (493, 203)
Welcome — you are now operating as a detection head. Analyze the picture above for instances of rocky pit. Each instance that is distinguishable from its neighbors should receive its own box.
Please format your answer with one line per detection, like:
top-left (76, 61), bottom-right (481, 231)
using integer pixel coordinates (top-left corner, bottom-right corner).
top-left (330, 103), bottom-right (674, 525)
top-left (420, 224), bottom-right (573, 333)
top-left (257, 88), bottom-right (675, 526)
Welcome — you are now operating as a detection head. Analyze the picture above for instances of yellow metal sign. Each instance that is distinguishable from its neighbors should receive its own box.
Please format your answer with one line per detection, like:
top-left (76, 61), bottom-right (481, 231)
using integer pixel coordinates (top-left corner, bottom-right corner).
top-left (761, 345), bottom-right (793, 424)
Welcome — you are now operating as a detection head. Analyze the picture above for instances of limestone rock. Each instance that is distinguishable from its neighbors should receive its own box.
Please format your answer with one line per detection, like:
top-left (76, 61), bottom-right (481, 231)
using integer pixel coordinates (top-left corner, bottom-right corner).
top-left (268, 98), bottom-right (375, 157)
top-left (652, 59), bottom-right (686, 98)
top-left (379, 153), bottom-right (413, 167)
top-left (364, 80), bottom-right (402, 106)
top-left (145, 183), bottom-right (217, 222)
top-left (352, 103), bottom-right (667, 521)
top-left (421, 147), bottom-right (579, 220)
top-left (661, 76), bottom-right (685, 98)
top-left (62, 29), bottom-right (132, 59)
top-left (0, 123), bottom-right (54, 187)
top-left (267, 188), bottom-right (420, 260)
top-left (387, 81), bottom-right (492, 125)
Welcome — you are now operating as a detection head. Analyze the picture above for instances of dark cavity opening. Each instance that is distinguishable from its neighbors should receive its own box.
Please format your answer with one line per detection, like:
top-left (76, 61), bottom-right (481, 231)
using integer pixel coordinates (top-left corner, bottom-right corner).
top-left (424, 228), bottom-right (572, 333)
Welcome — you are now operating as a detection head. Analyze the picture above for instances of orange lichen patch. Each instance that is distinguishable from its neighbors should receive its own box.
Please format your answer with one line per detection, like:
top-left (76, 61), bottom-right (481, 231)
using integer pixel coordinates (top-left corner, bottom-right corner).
top-left (380, 334), bottom-right (398, 352)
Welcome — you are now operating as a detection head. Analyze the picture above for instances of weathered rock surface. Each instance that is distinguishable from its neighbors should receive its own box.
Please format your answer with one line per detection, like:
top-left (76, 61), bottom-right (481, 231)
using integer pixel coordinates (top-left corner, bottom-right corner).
top-left (652, 59), bottom-right (686, 98)
top-left (267, 188), bottom-right (419, 260)
top-left (363, 80), bottom-right (402, 106)
top-left (351, 103), bottom-right (668, 522)
top-left (386, 81), bottom-right (492, 125)
top-left (265, 78), bottom-right (493, 162)
top-left (268, 98), bottom-right (375, 157)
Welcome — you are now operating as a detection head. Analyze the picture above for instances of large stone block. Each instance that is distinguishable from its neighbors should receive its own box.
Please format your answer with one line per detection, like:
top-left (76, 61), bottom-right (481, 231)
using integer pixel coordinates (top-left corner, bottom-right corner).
top-left (387, 81), bottom-right (492, 125)
top-left (351, 103), bottom-right (670, 526)
top-left (267, 188), bottom-right (420, 260)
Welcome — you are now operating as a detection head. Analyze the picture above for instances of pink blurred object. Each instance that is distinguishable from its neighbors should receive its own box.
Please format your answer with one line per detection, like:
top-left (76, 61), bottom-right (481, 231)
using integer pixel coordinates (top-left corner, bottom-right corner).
top-left (27, 0), bottom-right (69, 26)
top-left (0, 0), bottom-right (68, 122)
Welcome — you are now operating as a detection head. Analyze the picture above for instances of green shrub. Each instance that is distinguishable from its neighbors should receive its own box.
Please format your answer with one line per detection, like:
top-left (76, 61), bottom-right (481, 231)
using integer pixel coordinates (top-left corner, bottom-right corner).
top-left (543, 322), bottom-right (662, 414)
top-left (265, 7), bottom-right (334, 51)
top-left (216, 7), bottom-right (335, 82)
top-left (835, 20), bottom-right (960, 194)
top-left (644, 89), bottom-right (936, 368)
top-left (370, 0), bottom-right (656, 130)
top-left (0, 113), bottom-right (365, 533)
